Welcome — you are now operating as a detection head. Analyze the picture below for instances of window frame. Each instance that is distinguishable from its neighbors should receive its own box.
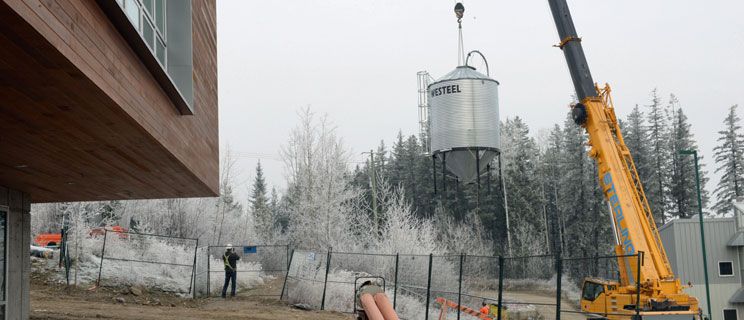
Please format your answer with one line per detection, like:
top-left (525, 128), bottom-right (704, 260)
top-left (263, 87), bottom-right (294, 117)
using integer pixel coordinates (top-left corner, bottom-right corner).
top-left (119, 0), bottom-right (167, 68)
top-left (581, 281), bottom-right (604, 302)
top-left (719, 261), bottom-right (735, 277)
top-left (723, 308), bottom-right (738, 320)
top-left (0, 205), bottom-right (7, 320)
top-left (96, 0), bottom-right (193, 115)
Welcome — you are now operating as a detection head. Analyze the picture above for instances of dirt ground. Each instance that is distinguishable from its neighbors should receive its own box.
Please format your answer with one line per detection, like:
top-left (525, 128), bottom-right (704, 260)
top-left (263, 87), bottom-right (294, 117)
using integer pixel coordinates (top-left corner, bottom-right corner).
top-left (501, 291), bottom-right (586, 320)
top-left (30, 281), bottom-right (352, 320)
top-left (471, 289), bottom-right (586, 320)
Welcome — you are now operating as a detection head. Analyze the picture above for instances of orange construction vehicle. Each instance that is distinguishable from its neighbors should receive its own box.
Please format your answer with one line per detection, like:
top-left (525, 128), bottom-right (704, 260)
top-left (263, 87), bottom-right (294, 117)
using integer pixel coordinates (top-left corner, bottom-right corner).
top-left (33, 233), bottom-right (62, 248)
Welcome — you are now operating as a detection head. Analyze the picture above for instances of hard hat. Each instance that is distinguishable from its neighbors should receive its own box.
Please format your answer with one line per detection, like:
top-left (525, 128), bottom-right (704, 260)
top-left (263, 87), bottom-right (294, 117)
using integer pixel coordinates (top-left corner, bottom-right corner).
top-left (226, 244), bottom-right (234, 251)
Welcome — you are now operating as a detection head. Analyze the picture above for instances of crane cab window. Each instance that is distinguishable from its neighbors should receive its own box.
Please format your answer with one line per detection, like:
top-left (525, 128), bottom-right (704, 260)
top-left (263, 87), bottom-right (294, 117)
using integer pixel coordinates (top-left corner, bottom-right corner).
top-left (581, 282), bottom-right (604, 301)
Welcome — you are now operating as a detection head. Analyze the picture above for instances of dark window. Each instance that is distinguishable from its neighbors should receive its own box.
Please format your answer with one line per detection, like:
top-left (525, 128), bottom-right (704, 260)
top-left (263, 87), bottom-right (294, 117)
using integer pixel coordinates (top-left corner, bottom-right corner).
top-left (720, 261), bottom-right (734, 276)
top-left (582, 282), bottom-right (604, 301)
top-left (0, 209), bottom-right (6, 318)
top-left (723, 309), bottom-right (737, 320)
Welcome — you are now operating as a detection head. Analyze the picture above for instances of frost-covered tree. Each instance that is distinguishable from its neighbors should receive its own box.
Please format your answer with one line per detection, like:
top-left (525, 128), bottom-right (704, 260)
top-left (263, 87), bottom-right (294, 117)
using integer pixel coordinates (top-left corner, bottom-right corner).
top-left (623, 105), bottom-right (660, 224)
top-left (559, 115), bottom-right (596, 259)
top-left (712, 105), bottom-right (744, 216)
top-left (501, 117), bottom-right (544, 256)
top-left (645, 89), bottom-right (671, 223)
top-left (669, 107), bottom-right (710, 218)
top-left (251, 161), bottom-right (273, 241)
top-left (538, 125), bottom-right (565, 254)
top-left (281, 108), bottom-right (360, 249)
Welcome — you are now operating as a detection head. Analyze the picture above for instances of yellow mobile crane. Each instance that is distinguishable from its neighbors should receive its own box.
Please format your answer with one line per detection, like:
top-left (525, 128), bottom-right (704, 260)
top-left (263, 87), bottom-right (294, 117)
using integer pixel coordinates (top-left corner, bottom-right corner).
top-left (546, 1), bottom-right (702, 319)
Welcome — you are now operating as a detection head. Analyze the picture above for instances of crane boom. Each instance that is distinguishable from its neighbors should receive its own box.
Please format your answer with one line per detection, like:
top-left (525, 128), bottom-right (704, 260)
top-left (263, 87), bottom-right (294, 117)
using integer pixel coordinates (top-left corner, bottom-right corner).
top-left (546, 0), bottom-right (700, 317)
top-left (546, 0), bottom-right (596, 101)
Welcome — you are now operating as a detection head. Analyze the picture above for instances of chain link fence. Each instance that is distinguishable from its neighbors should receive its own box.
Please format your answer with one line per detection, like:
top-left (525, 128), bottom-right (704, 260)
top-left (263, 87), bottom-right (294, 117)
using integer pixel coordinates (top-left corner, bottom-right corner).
top-left (282, 249), bottom-right (646, 320)
top-left (96, 230), bottom-right (198, 295)
top-left (195, 245), bottom-right (289, 298)
top-left (193, 246), bottom-right (210, 297)
top-left (282, 248), bottom-right (330, 309)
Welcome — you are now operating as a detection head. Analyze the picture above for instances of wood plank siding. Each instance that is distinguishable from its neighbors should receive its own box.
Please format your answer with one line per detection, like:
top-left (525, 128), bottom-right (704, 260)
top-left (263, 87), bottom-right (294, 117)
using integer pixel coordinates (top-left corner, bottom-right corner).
top-left (0, 0), bottom-right (218, 202)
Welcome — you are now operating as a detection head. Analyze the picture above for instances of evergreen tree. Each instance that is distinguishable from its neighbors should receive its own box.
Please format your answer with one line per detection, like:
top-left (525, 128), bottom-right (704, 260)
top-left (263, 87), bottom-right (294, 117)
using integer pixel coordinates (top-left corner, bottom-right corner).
top-left (389, 131), bottom-right (406, 189)
top-left (712, 105), bottom-right (744, 216)
top-left (559, 114), bottom-right (593, 260)
top-left (623, 105), bottom-right (658, 223)
top-left (669, 107), bottom-right (710, 218)
top-left (375, 140), bottom-right (388, 174)
top-left (645, 89), bottom-right (671, 223)
top-left (501, 117), bottom-right (544, 255)
top-left (251, 161), bottom-right (272, 240)
top-left (270, 187), bottom-right (280, 228)
top-left (538, 125), bottom-right (565, 254)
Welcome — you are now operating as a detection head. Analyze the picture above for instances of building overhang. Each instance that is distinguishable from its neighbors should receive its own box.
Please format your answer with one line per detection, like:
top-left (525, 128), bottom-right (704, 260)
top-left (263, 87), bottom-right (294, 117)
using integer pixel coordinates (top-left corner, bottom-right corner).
top-left (0, 0), bottom-right (218, 202)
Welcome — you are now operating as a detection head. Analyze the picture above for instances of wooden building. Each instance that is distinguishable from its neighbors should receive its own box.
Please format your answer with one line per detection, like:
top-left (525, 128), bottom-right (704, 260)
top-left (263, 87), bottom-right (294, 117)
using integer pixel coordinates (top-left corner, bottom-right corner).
top-left (0, 0), bottom-right (218, 318)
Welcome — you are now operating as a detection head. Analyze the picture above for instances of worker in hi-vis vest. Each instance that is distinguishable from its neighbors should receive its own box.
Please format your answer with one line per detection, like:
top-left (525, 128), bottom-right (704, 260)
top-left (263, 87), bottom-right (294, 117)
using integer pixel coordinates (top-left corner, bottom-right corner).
top-left (479, 301), bottom-right (489, 317)
top-left (221, 244), bottom-right (240, 298)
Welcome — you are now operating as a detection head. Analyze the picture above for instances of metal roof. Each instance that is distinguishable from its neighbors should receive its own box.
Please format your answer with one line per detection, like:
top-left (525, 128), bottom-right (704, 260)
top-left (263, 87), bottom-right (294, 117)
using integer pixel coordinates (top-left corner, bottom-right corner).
top-left (429, 66), bottom-right (499, 87)
top-left (730, 288), bottom-right (744, 304)
top-left (728, 231), bottom-right (744, 247)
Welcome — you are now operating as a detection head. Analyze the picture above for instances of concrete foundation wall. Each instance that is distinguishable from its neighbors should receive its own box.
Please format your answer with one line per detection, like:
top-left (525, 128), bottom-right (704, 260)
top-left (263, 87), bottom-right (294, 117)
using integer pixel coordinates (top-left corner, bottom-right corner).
top-left (0, 186), bottom-right (31, 320)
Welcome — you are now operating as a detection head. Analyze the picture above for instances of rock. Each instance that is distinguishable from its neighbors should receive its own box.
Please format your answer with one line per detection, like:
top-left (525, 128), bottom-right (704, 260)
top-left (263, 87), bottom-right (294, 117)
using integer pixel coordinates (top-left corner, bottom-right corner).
top-left (130, 286), bottom-right (144, 296)
top-left (292, 303), bottom-right (313, 310)
top-left (115, 297), bottom-right (125, 304)
top-left (170, 303), bottom-right (176, 307)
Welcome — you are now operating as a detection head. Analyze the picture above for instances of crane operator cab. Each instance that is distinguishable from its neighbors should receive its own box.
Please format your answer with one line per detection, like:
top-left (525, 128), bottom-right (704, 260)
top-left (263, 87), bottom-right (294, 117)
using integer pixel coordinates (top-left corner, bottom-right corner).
top-left (580, 278), bottom-right (616, 317)
top-left (580, 278), bottom-right (702, 320)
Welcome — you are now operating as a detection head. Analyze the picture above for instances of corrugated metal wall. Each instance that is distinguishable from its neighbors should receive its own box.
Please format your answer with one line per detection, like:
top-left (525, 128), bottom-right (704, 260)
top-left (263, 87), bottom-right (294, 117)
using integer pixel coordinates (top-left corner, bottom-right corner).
top-left (660, 217), bottom-right (742, 316)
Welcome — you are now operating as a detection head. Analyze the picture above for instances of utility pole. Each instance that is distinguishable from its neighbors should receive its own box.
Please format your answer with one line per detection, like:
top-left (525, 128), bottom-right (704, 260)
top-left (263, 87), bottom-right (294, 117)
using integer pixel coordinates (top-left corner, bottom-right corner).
top-left (363, 150), bottom-right (379, 230)
top-left (680, 149), bottom-right (712, 320)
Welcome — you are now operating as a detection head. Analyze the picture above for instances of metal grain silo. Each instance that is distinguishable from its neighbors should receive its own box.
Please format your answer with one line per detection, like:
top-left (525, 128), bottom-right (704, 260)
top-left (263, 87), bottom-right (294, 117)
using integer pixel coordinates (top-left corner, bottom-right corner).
top-left (429, 65), bottom-right (500, 184)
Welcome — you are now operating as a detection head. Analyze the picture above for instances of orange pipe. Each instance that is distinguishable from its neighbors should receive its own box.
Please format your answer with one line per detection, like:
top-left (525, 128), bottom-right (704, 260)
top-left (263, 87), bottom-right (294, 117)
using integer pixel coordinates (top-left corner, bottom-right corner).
top-left (373, 293), bottom-right (399, 320)
top-left (360, 293), bottom-right (385, 320)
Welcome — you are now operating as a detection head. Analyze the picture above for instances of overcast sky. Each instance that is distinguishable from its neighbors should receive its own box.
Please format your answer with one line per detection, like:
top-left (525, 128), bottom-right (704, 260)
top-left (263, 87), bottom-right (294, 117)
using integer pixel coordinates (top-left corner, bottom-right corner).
top-left (217, 0), bottom-right (744, 200)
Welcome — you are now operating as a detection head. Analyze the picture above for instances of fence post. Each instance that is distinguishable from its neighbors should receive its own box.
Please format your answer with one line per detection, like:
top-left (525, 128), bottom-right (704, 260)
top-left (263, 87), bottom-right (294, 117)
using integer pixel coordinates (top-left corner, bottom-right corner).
top-left (497, 256), bottom-right (504, 320)
top-left (635, 252), bottom-right (643, 319)
top-left (280, 248), bottom-right (294, 301)
top-left (59, 228), bottom-right (65, 268)
top-left (190, 239), bottom-right (199, 298)
top-left (96, 229), bottom-right (109, 287)
top-left (555, 255), bottom-right (562, 320)
top-left (393, 253), bottom-right (399, 310)
top-left (457, 254), bottom-right (464, 320)
top-left (321, 247), bottom-right (332, 310)
top-left (207, 246), bottom-right (211, 296)
top-left (425, 253), bottom-right (433, 320)
top-left (286, 245), bottom-right (290, 270)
